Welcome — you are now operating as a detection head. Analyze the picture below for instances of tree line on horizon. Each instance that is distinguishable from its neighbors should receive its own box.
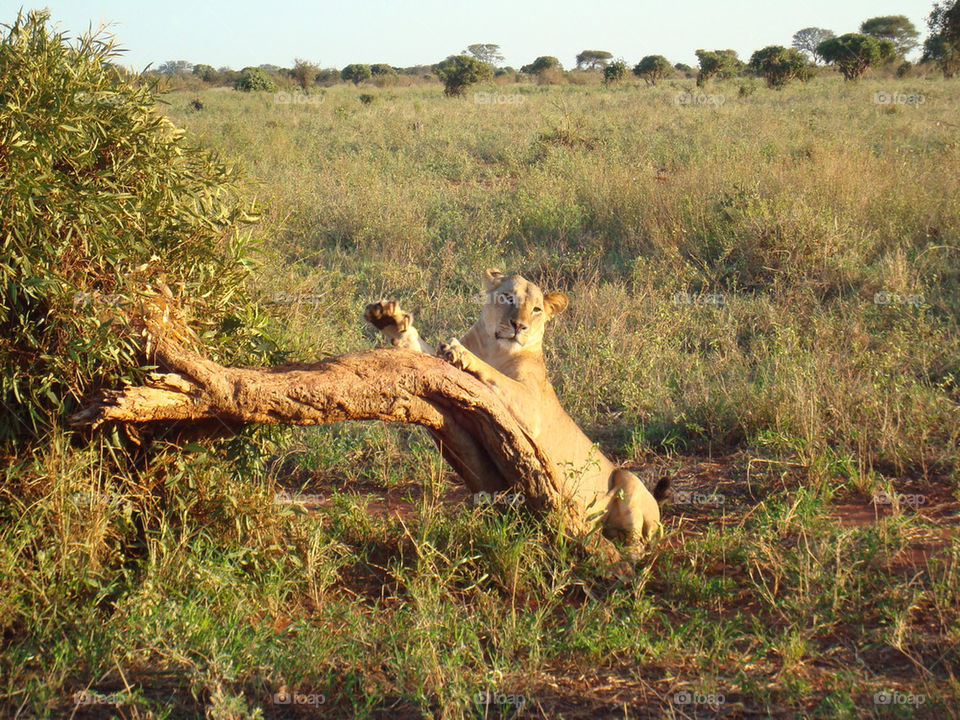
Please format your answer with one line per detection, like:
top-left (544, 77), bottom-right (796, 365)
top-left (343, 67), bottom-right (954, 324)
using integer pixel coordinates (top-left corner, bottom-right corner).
top-left (145, 4), bottom-right (959, 95)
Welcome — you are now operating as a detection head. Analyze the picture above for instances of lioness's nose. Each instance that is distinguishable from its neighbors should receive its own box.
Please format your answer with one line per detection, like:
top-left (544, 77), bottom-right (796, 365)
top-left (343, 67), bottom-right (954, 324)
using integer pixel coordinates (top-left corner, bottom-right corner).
top-left (512, 319), bottom-right (528, 332)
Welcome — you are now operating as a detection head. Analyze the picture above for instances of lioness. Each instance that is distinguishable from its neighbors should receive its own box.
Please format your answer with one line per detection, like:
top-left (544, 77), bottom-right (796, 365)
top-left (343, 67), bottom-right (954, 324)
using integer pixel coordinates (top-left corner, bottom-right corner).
top-left (364, 269), bottom-right (668, 548)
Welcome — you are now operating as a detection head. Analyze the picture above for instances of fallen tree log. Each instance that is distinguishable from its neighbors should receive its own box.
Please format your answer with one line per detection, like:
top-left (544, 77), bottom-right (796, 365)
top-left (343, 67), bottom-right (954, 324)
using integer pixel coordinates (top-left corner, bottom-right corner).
top-left (68, 327), bottom-right (624, 564)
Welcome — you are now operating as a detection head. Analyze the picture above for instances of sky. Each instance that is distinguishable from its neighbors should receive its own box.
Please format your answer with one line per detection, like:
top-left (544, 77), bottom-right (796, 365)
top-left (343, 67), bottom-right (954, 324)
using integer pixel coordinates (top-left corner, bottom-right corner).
top-left (2, 0), bottom-right (937, 71)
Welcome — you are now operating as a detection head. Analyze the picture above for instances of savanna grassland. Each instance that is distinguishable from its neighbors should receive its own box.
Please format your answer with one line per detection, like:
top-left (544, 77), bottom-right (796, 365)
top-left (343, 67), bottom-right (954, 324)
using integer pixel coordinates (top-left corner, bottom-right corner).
top-left (3, 18), bottom-right (960, 718)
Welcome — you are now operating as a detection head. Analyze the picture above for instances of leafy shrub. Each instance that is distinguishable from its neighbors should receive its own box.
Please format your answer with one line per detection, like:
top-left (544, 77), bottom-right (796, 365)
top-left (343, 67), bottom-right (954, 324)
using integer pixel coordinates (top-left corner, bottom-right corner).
top-left (432, 54), bottom-right (492, 96)
top-left (748, 45), bottom-right (811, 88)
top-left (0, 11), bottom-right (274, 448)
top-left (633, 55), bottom-right (672, 85)
top-left (235, 65), bottom-right (277, 91)
top-left (521, 56), bottom-right (562, 74)
top-left (817, 33), bottom-right (896, 80)
top-left (341, 63), bottom-right (372, 85)
top-left (695, 49), bottom-right (743, 86)
top-left (602, 60), bottom-right (628, 85)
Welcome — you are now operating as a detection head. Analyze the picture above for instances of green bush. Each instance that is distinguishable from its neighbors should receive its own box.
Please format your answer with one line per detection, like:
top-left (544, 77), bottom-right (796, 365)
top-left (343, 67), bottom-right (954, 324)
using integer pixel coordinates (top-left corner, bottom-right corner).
top-left (341, 63), bottom-right (372, 85)
top-left (633, 55), bottom-right (672, 85)
top-left (602, 60), bottom-right (628, 85)
top-left (748, 45), bottom-right (811, 88)
top-left (0, 11), bottom-right (274, 448)
top-left (817, 33), bottom-right (896, 80)
top-left (234, 65), bottom-right (277, 91)
top-left (432, 54), bottom-right (491, 96)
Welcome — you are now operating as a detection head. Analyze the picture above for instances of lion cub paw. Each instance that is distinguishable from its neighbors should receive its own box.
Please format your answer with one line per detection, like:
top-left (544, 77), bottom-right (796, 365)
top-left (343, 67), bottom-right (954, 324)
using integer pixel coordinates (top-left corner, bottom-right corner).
top-left (364, 299), bottom-right (412, 338)
top-left (437, 337), bottom-right (471, 371)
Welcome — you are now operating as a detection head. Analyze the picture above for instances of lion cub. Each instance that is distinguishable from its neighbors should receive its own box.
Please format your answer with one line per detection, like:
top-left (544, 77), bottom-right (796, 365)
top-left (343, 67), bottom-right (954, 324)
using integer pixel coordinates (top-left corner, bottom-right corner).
top-left (364, 269), bottom-right (668, 549)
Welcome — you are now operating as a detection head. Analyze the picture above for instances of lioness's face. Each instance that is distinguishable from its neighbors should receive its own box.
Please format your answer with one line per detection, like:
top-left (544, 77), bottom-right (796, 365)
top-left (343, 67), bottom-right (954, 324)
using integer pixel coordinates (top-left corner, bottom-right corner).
top-left (480, 269), bottom-right (568, 349)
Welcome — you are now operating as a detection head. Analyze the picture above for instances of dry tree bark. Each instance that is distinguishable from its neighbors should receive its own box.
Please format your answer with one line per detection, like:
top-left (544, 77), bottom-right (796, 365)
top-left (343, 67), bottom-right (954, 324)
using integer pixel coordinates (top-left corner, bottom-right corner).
top-left (68, 317), bottom-right (624, 564)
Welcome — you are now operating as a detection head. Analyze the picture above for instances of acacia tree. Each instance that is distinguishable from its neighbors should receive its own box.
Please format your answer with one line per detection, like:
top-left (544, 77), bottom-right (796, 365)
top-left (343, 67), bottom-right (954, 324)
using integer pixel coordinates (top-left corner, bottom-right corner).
top-left (817, 33), bottom-right (895, 79)
top-left (860, 15), bottom-right (920, 56)
top-left (633, 55), bottom-right (672, 85)
top-left (433, 54), bottom-right (492, 95)
top-left (521, 56), bottom-right (562, 74)
top-left (575, 50), bottom-right (613, 70)
top-left (749, 45), bottom-right (811, 88)
top-left (466, 43), bottom-right (504, 66)
top-left (791, 27), bottom-right (835, 63)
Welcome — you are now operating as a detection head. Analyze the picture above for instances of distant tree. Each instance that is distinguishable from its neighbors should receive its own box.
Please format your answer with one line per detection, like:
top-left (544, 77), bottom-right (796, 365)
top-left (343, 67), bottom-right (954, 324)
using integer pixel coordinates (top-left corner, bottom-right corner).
top-left (341, 63), bottom-right (372, 85)
top-left (694, 49), bottom-right (742, 86)
top-left (860, 15), bottom-right (920, 56)
top-left (315, 67), bottom-right (342, 85)
top-left (602, 59), bottom-right (628, 84)
top-left (749, 45), bottom-right (811, 88)
top-left (291, 58), bottom-right (319, 90)
top-left (576, 50), bottom-right (613, 70)
top-left (791, 27), bottom-right (835, 63)
top-left (432, 54), bottom-right (492, 96)
top-left (466, 43), bottom-right (504, 66)
top-left (521, 55), bottom-right (562, 74)
top-left (158, 60), bottom-right (192, 75)
top-left (817, 33), bottom-right (895, 80)
top-left (923, 1), bottom-right (960, 76)
top-left (370, 63), bottom-right (396, 76)
top-left (192, 63), bottom-right (220, 83)
top-left (633, 55), bottom-right (672, 85)
top-left (234, 66), bottom-right (277, 91)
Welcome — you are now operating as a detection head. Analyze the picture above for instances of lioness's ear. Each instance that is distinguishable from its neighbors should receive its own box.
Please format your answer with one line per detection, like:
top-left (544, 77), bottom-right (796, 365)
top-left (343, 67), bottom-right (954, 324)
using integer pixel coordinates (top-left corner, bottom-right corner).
top-left (483, 268), bottom-right (504, 291)
top-left (544, 292), bottom-right (569, 318)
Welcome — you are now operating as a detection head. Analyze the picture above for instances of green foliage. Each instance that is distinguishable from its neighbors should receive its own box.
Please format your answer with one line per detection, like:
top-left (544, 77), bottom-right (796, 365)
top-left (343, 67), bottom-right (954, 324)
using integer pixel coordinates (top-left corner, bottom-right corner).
top-left (749, 45), bottom-right (811, 88)
top-left (694, 49), bottom-right (742, 86)
top-left (235, 66), bottom-right (277, 91)
top-left (925, 1), bottom-right (960, 77)
top-left (340, 63), bottom-right (371, 85)
top-left (521, 55), bottom-right (562, 74)
top-left (575, 50), bottom-right (613, 70)
top-left (0, 11), bottom-right (273, 447)
top-left (432, 54), bottom-right (492, 96)
top-left (633, 55), bottom-right (672, 85)
top-left (602, 59), bottom-right (628, 85)
top-left (860, 15), bottom-right (920, 56)
top-left (816, 33), bottom-right (896, 79)
top-left (791, 27), bottom-right (835, 63)
top-left (369, 63), bottom-right (395, 76)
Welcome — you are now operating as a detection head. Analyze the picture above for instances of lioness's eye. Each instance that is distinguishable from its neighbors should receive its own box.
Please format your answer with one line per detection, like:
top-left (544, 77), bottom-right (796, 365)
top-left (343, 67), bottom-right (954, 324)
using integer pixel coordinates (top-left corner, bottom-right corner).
top-left (533, 307), bottom-right (543, 313)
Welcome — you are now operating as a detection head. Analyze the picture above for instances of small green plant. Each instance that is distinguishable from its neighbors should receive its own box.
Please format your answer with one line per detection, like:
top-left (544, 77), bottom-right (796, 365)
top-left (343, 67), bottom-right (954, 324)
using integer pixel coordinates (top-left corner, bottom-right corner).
top-left (359, 93), bottom-right (376, 105)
